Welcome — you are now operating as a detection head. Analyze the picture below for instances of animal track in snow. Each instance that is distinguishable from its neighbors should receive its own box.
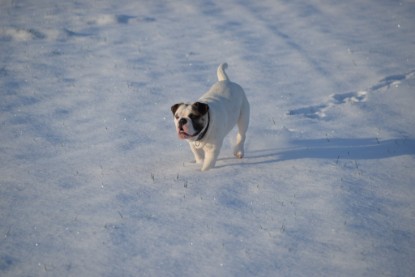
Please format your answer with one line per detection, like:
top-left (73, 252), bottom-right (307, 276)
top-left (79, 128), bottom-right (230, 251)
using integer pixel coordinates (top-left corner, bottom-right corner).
top-left (288, 70), bottom-right (415, 119)
top-left (0, 15), bottom-right (155, 42)
top-left (330, 91), bottom-right (367, 104)
top-left (86, 14), bottom-right (156, 26)
top-left (0, 28), bottom-right (47, 41)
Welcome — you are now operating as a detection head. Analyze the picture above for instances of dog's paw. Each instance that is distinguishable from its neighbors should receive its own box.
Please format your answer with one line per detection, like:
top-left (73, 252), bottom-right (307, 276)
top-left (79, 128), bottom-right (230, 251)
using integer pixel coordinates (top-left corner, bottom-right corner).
top-left (194, 159), bottom-right (204, 164)
top-left (234, 151), bottom-right (244, 159)
top-left (200, 164), bottom-right (212, 171)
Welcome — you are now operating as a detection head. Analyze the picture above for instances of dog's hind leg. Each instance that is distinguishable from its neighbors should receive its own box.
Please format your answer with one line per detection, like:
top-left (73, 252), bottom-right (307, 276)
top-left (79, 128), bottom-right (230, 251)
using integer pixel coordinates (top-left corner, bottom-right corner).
top-left (234, 100), bottom-right (250, 159)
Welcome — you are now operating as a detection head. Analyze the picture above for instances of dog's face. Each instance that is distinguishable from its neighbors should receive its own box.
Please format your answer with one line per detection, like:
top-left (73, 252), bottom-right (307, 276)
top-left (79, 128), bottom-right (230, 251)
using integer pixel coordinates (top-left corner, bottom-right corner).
top-left (171, 102), bottom-right (209, 140)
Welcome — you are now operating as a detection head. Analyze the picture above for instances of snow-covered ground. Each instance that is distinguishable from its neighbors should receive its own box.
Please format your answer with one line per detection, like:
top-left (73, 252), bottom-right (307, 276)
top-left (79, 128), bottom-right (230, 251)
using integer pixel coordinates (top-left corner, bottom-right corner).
top-left (1, 0), bottom-right (415, 276)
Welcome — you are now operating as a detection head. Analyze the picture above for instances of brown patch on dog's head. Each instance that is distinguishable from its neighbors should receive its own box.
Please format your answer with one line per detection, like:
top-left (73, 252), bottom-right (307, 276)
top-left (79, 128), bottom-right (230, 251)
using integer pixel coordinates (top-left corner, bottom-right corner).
top-left (171, 103), bottom-right (183, 115)
top-left (191, 102), bottom-right (209, 116)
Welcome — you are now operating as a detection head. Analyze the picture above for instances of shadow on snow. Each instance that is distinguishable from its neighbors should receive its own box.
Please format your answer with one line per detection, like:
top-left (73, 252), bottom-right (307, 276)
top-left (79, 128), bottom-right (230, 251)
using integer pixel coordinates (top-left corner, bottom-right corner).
top-left (218, 138), bottom-right (415, 167)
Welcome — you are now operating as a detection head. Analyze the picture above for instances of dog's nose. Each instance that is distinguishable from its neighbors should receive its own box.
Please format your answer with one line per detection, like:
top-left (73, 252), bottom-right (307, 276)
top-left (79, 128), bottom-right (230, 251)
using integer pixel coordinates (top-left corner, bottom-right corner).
top-left (179, 118), bottom-right (187, 126)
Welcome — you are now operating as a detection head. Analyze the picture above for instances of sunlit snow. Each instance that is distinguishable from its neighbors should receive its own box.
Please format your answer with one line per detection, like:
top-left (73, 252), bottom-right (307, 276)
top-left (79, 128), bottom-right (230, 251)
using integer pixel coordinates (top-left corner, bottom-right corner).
top-left (1, 0), bottom-right (414, 276)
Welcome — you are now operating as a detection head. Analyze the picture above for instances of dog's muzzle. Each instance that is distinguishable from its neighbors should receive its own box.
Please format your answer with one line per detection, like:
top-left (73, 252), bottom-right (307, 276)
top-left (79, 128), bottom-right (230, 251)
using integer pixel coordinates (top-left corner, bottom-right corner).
top-left (177, 117), bottom-right (192, 139)
top-left (178, 118), bottom-right (187, 129)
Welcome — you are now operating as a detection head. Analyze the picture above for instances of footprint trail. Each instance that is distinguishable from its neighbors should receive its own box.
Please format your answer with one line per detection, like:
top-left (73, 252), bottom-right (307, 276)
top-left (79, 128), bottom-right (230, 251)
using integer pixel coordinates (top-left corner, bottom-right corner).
top-left (288, 70), bottom-right (415, 119)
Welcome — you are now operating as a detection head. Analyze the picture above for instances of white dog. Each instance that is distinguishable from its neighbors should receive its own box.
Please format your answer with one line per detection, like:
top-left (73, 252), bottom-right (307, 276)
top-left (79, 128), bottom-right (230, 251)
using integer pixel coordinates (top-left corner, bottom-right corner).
top-left (171, 63), bottom-right (250, 171)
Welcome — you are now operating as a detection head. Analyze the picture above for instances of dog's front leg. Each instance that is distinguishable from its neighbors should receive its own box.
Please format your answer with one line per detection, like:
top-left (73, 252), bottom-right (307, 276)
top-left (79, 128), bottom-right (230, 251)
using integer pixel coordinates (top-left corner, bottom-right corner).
top-left (201, 143), bottom-right (222, 171)
top-left (190, 143), bottom-right (204, 164)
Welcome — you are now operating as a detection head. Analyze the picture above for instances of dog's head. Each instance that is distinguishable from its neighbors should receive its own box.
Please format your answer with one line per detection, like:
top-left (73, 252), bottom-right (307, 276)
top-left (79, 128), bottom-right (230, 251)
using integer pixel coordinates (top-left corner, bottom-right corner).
top-left (171, 102), bottom-right (209, 140)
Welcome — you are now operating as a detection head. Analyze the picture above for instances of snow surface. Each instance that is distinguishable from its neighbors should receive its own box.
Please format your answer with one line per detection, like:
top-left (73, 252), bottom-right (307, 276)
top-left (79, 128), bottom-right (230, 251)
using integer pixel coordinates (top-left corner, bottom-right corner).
top-left (1, 0), bottom-right (415, 276)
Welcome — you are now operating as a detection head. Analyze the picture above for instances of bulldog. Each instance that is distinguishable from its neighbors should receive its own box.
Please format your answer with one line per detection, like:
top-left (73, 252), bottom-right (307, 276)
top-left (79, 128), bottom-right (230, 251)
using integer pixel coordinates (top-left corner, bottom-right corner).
top-left (171, 63), bottom-right (250, 171)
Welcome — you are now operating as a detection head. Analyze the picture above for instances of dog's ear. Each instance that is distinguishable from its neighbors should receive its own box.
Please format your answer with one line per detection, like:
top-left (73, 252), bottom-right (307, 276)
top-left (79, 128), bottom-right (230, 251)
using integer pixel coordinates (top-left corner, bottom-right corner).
top-left (171, 103), bottom-right (182, 115)
top-left (192, 102), bottom-right (209, 115)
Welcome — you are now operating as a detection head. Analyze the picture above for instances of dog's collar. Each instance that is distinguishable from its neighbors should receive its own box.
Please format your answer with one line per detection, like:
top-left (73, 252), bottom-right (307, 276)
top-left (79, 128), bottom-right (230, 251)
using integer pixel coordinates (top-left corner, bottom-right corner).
top-left (194, 111), bottom-right (210, 141)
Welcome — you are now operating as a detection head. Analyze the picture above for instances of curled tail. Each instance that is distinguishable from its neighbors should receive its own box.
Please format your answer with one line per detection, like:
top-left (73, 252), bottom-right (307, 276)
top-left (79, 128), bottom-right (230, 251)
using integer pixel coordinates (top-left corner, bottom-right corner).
top-left (217, 62), bottom-right (229, 81)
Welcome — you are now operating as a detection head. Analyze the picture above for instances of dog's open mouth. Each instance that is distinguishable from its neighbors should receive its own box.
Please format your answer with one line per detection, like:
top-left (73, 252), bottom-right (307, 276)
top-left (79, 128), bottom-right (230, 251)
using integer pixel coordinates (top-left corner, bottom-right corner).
top-left (178, 129), bottom-right (191, 139)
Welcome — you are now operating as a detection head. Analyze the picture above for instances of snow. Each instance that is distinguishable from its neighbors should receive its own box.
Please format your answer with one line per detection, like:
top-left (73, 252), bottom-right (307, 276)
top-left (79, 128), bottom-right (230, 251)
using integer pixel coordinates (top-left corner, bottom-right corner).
top-left (1, 0), bottom-right (415, 276)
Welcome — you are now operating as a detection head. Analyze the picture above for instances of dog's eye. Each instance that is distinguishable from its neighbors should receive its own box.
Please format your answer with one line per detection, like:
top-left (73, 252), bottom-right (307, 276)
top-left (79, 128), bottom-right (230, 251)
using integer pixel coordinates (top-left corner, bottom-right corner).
top-left (175, 115), bottom-right (179, 119)
top-left (189, 113), bottom-right (196, 119)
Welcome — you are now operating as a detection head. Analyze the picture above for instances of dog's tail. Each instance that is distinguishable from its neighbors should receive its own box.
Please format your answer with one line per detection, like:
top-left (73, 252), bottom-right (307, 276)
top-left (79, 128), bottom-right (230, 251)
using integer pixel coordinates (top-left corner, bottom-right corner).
top-left (217, 63), bottom-right (229, 81)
